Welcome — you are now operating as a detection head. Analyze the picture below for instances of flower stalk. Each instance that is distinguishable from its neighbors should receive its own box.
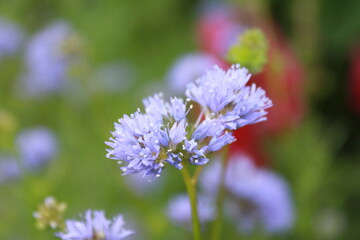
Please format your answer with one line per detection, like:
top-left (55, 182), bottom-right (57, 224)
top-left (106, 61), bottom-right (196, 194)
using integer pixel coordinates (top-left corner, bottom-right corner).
top-left (211, 145), bottom-right (230, 240)
top-left (181, 162), bottom-right (202, 240)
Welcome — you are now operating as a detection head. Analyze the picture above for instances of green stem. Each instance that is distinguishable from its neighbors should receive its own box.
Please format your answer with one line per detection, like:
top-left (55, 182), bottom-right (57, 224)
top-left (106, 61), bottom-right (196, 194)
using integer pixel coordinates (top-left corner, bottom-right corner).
top-left (192, 165), bottom-right (204, 184)
top-left (181, 163), bottom-right (202, 240)
top-left (211, 145), bottom-right (230, 240)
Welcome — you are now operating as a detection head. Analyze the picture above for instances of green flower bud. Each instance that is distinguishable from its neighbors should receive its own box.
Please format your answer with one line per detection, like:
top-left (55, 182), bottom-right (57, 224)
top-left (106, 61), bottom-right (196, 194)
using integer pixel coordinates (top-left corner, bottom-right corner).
top-left (227, 28), bottom-right (268, 74)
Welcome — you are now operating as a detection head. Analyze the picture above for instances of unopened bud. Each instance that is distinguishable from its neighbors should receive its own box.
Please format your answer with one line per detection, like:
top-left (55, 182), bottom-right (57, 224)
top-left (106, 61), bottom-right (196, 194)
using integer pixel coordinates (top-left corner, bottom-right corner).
top-left (227, 28), bottom-right (268, 74)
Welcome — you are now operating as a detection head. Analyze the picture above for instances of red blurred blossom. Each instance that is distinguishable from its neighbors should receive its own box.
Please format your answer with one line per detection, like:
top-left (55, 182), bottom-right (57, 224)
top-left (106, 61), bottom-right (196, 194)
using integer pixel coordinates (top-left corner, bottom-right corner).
top-left (229, 125), bottom-right (268, 166)
top-left (196, 6), bottom-right (245, 60)
top-left (348, 45), bottom-right (360, 114)
top-left (252, 24), bottom-right (305, 134)
top-left (196, 5), bottom-right (306, 166)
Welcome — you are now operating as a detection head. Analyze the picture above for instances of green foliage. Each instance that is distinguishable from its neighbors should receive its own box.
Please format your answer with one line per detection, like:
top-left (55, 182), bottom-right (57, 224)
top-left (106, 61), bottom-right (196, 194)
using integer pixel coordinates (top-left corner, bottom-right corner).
top-left (270, 118), bottom-right (348, 239)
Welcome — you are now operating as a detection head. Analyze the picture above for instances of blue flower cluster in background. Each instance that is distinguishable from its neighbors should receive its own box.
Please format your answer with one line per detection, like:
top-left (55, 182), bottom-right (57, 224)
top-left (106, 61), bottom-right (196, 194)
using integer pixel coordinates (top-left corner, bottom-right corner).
top-left (21, 22), bottom-right (82, 97)
top-left (166, 194), bottom-right (215, 227)
top-left (0, 155), bottom-right (20, 183)
top-left (17, 127), bottom-right (58, 171)
top-left (0, 18), bottom-right (23, 60)
top-left (0, 127), bottom-right (58, 184)
top-left (200, 154), bottom-right (294, 234)
top-left (167, 53), bottom-right (218, 93)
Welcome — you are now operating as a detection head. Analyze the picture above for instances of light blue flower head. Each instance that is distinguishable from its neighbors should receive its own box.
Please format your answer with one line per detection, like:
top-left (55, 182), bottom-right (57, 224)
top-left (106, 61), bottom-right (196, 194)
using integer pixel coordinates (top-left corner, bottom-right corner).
top-left (0, 155), bottom-right (20, 183)
top-left (186, 64), bottom-right (272, 130)
top-left (56, 210), bottom-right (133, 240)
top-left (0, 18), bottom-right (23, 59)
top-left (225, 156), bottom-right (294, 233)
top-left (21, 21), bottom-right (80, 96)
top-left (167, 53), bottom-right (218, 93)
top-left (16, 127), bottom-right (58, 171)
top-left (201, 154), bottom-right (294, 234)
top-left (184, 119), bottom-right (235, 165)
top-left (166, 194), bottom-right (215, 227)
top-left (106, 92), bottom-right (234, 179)
top-left (106, 93), bottom-right (189, 179)
top-left (106, 64), bottom-right (272, 179)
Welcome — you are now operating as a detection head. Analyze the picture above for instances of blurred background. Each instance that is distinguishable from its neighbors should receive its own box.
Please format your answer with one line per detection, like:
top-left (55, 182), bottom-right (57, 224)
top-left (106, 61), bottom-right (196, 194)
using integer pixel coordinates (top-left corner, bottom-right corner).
top-left (0, 0), bottom-right (359, 239)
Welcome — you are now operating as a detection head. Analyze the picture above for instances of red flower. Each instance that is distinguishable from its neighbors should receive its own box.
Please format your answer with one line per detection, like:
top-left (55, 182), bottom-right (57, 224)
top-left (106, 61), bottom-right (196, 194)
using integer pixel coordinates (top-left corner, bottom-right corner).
top-left (230, 125), bottom-right (268, 166)
top-left (196, 5), bottom-right (306, 166)
top-left (252, 24), bottom-right (305, 135)
top-left (196, 7), bottom-right (244, 59)
top-left (349, 45), bottom-right (360, 114)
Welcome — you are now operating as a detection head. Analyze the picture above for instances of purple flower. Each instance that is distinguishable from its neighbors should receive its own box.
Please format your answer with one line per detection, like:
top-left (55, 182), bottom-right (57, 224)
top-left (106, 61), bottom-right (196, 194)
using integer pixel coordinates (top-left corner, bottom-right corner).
top-left (0, 18), bottom-right (23, 59)
top-left (143, 93), bottom-right (188, 123)
top-left (16, 127), bottom-right (58, 171)
top-left (225, 156), bottom-right (294, 233)
top-left (200, 154), bottom-right (294, 234)
top-left (107, 64), bottom-right (271, 179)
top-left (107, 93), bottom-right (235, 178)
top-left (186, 64), bottom-right (272, 130)
top-left (106, 94), bottom-right (189, 179)
top-left (167, 53), bottom-right (218, 93)
top-left (166, 194), bottom-right (215, 227)
top-left (21, 22), bottom-right (80, 96)
top-left (56, 210), bottom-right (133, 240)
top-left (0, 155), bottom-right (20, 183)
top-left (184, 119), bottom-right (235, 165)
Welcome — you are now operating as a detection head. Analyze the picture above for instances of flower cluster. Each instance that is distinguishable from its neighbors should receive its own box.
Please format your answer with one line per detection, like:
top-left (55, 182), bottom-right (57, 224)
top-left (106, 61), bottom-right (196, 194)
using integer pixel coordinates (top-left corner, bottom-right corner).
top-left (186, 64), bottom-right (272, 130)
top-left (0, 155), bottom-right (20, 183)
top-left (0, 18), bottom-right (23, 60)
top-left (200, 154), bottom-right (294, 233)
top-left (167, 53), bottom-right (218, 93)
top-left (106, 93), bottom-right (232, 178)
top-left (106, 64), bottom-right (272, 179)
top-left (0, 126), bottom-right (58, 184)
top-left (166, 194), bottom-right (215, 227)
top-left (16, 127), bottom-right (58, 171)
top-left (56, 210), bottom-right (133, 240)
top-left (21, 22), bottom-right (82, 96)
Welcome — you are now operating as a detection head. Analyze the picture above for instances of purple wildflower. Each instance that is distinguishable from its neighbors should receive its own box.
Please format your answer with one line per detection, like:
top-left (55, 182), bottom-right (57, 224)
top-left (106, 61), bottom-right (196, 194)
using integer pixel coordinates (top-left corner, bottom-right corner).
top-left (56, 210), bottom-right (133, 240)
top-left (166, 194), bottom-right (215, 227)
top-left (106, 94), bottom-right (188, 178)
top-left (107, 64), bottom-right (271, 179)
top-left (167, 53), bottom-right (218, 93)
top-left (21, 22), bottom-right (80, 96)
top-left (0, 155), bottom-right (20, 183)
top-left (0, 18), bottom-right (23, 59)
top-left (184, 119), bottom-right (235, 165)
top-left (226, 156), bottom-right (294, 233)
top-left (186, 64), bottom-right (272, 130)
top-left (200, 154), bottom-right (294, 234)
top-left (106, 93), bottom-right (234, 178)
top-left (16, 127), bottom-right (58, 171)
